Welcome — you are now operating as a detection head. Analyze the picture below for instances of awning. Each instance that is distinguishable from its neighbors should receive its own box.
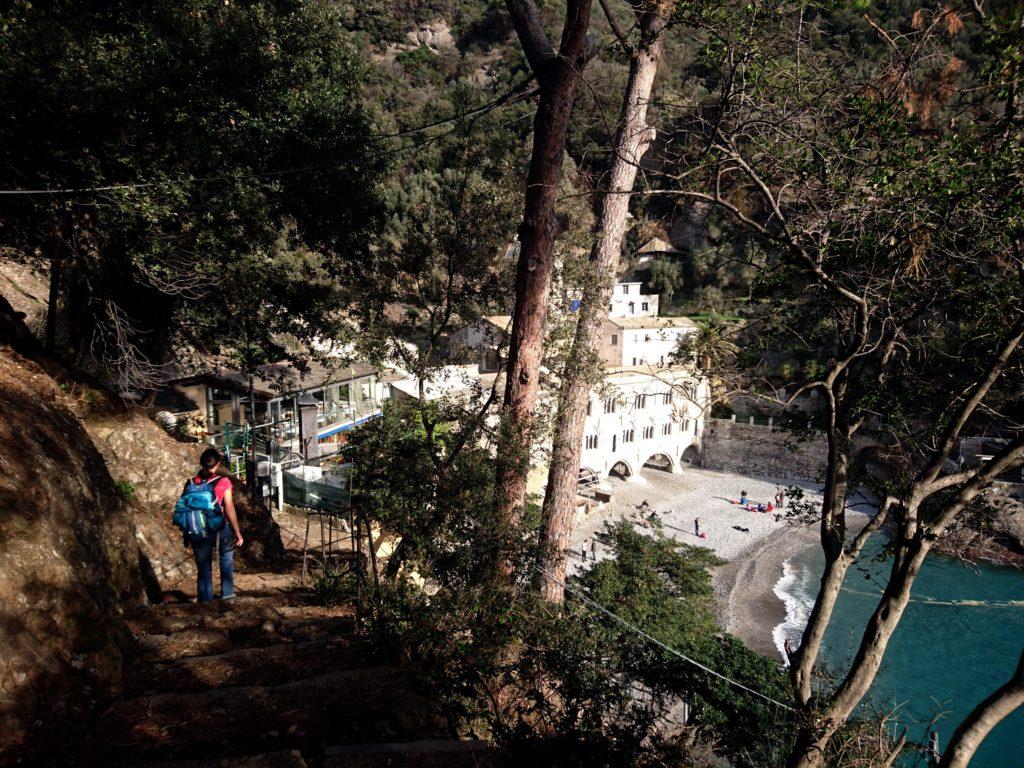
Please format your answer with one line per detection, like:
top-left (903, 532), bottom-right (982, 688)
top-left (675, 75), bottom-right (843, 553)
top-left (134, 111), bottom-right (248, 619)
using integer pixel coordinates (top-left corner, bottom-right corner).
top-left (317, 411), bottom-right (381, 439)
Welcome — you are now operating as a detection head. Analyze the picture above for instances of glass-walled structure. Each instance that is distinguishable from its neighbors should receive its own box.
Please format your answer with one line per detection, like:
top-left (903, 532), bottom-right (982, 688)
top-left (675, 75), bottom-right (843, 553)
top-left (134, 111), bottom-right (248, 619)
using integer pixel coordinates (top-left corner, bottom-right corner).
top-left (173, 362), bottom-right (385, 454)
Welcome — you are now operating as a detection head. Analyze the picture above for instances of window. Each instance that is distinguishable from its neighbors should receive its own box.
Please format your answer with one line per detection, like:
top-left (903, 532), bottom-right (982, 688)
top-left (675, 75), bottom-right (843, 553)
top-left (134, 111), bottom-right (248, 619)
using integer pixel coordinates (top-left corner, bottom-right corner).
top-left (634, 394), bottom-right (646, 409)
top-left (642, 302), bottom-right (649, 312)
top-left (628, 301), bottom-right (635, 314)
top-left (694, 419), bottom-right (699, 435)
top-left (585, 435), bottom-right (598, 450)
top-left (586, 399), bottom-right (592, 416)
top-left (682, 418), bottom-right (691, 432)
top-left (642, 426), bottom-right (654, 440)
top-left (622, 429), bottom-right (635, 443)
top-left (604, 397), bottom-right (617, 414)
top-left (622, 284), bottom-right (630, 294)
top-left (662, 423), bottom-right (672, 436)
top-left (611, 334), bottom-right (618, 346)
top-left (662, 392), bottom-right (672, 405)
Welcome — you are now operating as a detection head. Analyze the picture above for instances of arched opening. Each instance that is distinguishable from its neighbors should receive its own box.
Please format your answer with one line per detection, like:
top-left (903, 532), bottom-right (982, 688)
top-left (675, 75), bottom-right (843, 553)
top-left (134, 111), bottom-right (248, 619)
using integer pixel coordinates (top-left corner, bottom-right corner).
top-left (609, 460), bottom-right (632, 480)
top-left (681, 444), bottom-right (702, 466)
top-left (643, 453), bottom-right (674, 473)
top-left (577, 467), bottom-right (600, 497)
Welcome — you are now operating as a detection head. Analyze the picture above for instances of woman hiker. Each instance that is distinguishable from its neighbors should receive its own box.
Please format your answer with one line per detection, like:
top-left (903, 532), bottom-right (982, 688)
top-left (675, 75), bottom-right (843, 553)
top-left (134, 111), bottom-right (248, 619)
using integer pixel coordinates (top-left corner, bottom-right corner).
top-left (185, 448), bottom-right (244, 602)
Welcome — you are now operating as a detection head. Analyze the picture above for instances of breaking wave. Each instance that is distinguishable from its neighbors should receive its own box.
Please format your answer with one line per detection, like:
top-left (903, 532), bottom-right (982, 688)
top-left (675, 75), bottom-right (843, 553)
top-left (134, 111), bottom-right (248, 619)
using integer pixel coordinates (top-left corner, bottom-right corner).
top-left (772, 558), bottom-right (815, 665)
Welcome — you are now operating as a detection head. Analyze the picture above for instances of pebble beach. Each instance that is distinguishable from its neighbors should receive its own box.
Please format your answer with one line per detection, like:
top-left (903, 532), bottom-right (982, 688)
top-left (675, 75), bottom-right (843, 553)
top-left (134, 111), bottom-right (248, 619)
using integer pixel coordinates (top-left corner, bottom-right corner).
top-left (569, 466), bottom-right (831, 657)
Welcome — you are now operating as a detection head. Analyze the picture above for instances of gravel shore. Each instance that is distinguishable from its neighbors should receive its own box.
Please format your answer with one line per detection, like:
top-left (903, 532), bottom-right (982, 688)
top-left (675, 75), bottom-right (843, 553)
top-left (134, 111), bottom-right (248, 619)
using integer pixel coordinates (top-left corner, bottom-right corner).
top-left (569, 466), bottom-right (827, 659)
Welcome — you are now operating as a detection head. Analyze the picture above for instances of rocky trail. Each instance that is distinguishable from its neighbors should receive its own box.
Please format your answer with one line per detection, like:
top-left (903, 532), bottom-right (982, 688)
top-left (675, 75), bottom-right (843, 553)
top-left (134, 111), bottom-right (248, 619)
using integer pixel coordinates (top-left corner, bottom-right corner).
top-left (74, 522), bottom-right (492, 768)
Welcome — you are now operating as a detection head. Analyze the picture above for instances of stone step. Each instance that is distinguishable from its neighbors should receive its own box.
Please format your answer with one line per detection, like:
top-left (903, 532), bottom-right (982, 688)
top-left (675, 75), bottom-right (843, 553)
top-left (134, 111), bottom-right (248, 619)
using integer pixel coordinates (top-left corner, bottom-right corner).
top-left (323, 739), bottom-right (498, 767)
top-left (128, 597), bottom-right (342, 635)
top-left (96, 668), bottom-right (447, 762)
top-left (126, 749), bottom-right (308, 768)
top-left (134, 613), bottom-right (356, 661)
top-left (126, 637), bottom-right (380, 694)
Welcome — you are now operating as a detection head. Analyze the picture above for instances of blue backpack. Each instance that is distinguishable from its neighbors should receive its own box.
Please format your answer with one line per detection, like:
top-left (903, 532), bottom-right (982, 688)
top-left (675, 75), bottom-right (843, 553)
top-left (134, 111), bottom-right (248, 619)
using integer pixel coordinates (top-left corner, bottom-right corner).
top-left (173, 477), bottom-right (227, 543)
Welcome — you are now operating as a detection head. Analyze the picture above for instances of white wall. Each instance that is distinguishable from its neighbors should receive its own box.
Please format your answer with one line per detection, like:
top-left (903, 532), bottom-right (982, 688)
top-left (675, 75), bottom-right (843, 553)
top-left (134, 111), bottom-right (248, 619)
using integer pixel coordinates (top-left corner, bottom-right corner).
top-left (609, 282), bottom-right (659, 318)
top-left (618, 326), bottom-right (693, 368)
top-left (578, 371), bottom-right (707, 479)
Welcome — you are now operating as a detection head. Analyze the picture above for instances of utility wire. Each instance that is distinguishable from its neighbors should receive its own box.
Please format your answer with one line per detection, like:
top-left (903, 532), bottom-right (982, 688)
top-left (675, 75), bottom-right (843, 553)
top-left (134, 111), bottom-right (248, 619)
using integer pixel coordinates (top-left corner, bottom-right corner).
top-left (536, 566), bottom-right (796, 712)
top-left (0, 77), bottom-right (538, 197)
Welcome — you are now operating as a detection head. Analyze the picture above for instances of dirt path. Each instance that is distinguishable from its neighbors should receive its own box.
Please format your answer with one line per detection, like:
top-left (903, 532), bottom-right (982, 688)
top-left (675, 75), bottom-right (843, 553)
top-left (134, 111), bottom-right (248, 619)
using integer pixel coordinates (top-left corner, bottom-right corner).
top-left (73, 510), bottom-right (493, 768)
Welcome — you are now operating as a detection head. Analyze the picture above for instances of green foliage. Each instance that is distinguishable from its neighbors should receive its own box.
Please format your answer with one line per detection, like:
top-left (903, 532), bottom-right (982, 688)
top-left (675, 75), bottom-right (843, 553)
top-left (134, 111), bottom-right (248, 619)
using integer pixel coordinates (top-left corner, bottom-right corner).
top-left (647, 256), bottom-right (685, 301)
top-left (361, 440), bottom-right (793, 767)
top-left (309, 561), bottom-right (358, 607)
top-left (114, 480), bottom-right (135, 502)
top-left (0, 0), bottom-right (387, 385)
top-left (395, 45), bottom-right (444, 87)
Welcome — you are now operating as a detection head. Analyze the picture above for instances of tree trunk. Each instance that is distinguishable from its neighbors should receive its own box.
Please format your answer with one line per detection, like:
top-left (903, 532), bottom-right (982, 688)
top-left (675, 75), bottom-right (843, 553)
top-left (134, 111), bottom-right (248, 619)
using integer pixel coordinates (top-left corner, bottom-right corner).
top-left (45, 215), bottom-right (63, 354)
top-left (493, 0), bottom-right (595, 550)
top-left (788, 535), bottom-right (931, 768)
top-left (791, 443), bottom-right (850, 704)
top-left (537, 8), bottom-right (670, 603)
top-left (938, 649), bottom-right (1024, 768)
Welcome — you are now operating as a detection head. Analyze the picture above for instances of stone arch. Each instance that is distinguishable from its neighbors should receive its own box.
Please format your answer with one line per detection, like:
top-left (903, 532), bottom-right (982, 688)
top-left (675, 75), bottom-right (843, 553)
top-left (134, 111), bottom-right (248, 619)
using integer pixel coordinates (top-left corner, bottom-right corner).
top-left (578, 467), bottom-right (600, 493)
top-left (643, 452), bottom-right (675, 473)
top-left (609, 460), bottom-right (633, 480)
top-left (680, 444), bottom-right (702, 466)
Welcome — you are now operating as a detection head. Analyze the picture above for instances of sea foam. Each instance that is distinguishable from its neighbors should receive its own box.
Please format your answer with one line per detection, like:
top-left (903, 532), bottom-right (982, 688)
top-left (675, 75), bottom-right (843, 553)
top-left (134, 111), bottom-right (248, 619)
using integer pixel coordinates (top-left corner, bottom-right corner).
top-left (772, 558), bottom-right (815, 665)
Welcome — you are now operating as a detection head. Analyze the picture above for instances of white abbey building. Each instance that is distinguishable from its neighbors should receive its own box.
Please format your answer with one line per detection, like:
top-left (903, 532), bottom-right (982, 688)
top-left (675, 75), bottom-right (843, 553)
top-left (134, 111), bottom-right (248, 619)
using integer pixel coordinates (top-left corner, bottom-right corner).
top-left (579, 366), bottom-right (706, 483)
top-left (451, 276), bottom-right (709, 489)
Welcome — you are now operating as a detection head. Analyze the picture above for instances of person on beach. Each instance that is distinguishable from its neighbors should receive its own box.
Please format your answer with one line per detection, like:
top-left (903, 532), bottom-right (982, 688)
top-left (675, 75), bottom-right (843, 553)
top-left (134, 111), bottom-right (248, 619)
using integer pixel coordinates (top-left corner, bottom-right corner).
top-left (694, 517), bottom-right (701, 537)
top-left (740, 489), bottom-right (748, 505)
top-left (775, 488), bottom-right (783, 508)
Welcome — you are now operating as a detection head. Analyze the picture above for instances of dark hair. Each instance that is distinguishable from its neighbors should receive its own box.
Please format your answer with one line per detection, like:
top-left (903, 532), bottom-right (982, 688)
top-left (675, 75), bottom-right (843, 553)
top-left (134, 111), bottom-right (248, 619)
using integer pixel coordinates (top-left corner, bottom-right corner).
top-left (198, 447), bottom-right (223, 479)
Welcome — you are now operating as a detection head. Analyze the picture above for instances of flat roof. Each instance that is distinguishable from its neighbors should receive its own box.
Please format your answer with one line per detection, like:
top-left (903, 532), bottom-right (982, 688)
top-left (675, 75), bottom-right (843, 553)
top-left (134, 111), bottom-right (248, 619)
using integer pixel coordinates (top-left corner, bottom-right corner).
top-left (607, 316), bottom-right (697, 330)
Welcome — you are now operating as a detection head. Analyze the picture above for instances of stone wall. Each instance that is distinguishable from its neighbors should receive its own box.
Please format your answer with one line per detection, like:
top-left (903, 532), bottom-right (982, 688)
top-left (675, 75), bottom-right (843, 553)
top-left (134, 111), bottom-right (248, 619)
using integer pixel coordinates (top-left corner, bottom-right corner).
top-left (702, 417), bottom-right (828, 482)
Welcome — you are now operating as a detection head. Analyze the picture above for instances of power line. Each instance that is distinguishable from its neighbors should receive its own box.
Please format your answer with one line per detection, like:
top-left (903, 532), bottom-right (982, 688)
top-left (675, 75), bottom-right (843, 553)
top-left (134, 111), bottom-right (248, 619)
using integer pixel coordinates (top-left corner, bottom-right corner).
top-left (0, 78), bottom-right (538, 198)
top-left (536, 566), bottom-right (796, 712)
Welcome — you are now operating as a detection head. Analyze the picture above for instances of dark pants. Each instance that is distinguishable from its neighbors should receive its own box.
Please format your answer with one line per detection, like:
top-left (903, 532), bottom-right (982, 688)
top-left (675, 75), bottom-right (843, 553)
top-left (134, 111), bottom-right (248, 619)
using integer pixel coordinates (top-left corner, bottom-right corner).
top-left (193, 526), bottom-right (234, 602)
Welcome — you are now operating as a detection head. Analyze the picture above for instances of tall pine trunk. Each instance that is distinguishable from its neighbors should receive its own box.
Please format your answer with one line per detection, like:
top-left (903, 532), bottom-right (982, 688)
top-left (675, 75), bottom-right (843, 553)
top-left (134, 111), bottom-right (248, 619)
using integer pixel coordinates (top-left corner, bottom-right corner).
top-left (493, 0), bottom-right (595, 557)
top-left (536, 7), bottom-right (671, 602)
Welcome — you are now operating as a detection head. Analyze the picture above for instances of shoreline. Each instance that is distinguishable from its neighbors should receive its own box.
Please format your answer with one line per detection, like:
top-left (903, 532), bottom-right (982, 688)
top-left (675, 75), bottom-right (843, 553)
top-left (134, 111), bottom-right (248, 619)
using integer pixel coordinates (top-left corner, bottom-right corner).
top-left (712, 523), bottom-right (821, 658)
top-left (570, 467), bottom-right (830, 660)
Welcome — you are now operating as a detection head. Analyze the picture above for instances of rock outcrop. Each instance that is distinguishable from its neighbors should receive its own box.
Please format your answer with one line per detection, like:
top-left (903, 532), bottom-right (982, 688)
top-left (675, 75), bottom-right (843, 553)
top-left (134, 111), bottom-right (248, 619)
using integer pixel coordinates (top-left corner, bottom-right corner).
top-left (85, 406), bottom-right (287, 597)
top-left (0, 346), bottom-right (143, 760)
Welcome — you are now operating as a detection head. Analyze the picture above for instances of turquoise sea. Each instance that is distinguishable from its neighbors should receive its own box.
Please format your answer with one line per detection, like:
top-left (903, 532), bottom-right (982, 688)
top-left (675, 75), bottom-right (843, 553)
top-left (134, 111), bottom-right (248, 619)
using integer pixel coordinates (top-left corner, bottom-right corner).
top-left (775, 539), bottom-right (1024, 767)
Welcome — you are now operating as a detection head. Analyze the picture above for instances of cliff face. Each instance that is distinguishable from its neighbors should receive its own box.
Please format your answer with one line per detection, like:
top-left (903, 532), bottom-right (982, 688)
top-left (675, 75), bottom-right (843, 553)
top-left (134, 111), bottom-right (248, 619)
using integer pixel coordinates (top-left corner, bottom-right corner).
top-left (0, 347), bottom-right (142, 759)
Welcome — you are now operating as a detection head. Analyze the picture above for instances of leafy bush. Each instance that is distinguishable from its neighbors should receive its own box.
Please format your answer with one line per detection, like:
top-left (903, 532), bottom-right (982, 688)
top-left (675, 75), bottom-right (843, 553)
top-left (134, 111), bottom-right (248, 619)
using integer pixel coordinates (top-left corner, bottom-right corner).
top-left (115, 480), bottom-right (135, 502)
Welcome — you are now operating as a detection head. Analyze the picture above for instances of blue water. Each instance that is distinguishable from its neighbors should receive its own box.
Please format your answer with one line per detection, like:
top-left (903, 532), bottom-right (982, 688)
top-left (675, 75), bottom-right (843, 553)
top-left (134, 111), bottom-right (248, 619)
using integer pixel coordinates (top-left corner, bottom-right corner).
top-left (780, 540), bottom-right (1024, 767)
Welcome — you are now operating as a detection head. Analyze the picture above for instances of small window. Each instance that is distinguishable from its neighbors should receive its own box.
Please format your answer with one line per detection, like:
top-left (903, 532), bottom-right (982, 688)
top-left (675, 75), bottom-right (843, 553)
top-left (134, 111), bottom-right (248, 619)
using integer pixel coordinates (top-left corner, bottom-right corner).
top-left (604, 397), bottom-right (617, 414)
top-left (694, 419), bottom-right (699, 435)
top-left (586, 400), bottom-right (592, 416)
top-left (628, 301), bottom-right (635, 314)
top-left (611, 334), bottom-right (618, 346)
top-left (585, 435), bottom-right (598, 450)
top-left (635, 394), bottom-right (646, 409)
top-left (642, 302), bottom-right (649, 311)
top-left (622, 429), bottom-right (635, 443)
top-left (682, 419), bottom-right (691, 432)
top-left (662, 423), bottom-right (672, 436)
top-left (622, 285), bottom-right (629, 294)
top-left (642, 426), bottom-right (654, 440)
top-left (632, 357), bottom-right (638, 366)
